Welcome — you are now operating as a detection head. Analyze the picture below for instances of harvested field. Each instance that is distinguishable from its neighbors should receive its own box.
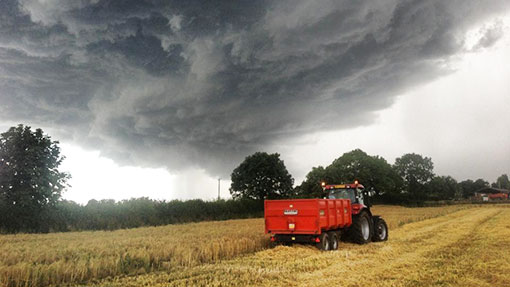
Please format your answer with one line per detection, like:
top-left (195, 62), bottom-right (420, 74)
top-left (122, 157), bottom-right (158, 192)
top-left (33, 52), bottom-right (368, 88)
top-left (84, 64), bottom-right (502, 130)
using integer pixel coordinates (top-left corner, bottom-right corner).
top-left (93, 205), bottom-right (510, 287)
top-left (2, 204), bottom-right (506, 287)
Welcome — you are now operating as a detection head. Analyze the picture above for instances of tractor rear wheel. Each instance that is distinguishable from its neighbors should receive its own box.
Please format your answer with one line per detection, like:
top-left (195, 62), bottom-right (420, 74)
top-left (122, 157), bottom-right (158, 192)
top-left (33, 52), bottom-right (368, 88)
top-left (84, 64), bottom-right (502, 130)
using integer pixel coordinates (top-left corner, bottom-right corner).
top-left (349, 211), bottom-right (373, 244)
top-left (316, 232), bottom-right (330, 251)
top-left (372, 217), bottom-right (388, 242)
top-left (328, 231), bottom-right (339, 250)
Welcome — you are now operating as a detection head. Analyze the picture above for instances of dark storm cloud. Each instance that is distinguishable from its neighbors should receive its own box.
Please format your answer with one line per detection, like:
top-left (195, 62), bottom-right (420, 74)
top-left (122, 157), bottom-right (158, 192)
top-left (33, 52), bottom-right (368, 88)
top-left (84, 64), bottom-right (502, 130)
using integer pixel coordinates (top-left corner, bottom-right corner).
top-left (0, 0), bottom-right (509, 175)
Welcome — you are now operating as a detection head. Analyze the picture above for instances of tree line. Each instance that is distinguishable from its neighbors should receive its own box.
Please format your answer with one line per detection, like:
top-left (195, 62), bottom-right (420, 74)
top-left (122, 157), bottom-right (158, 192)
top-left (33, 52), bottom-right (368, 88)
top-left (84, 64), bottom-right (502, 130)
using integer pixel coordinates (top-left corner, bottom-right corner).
top-left (47, 198), bottom-right (263, 232)
top-left (1, 125), bottom-right (508, 233)
top-left (229, 150), bottom-right (510, 204)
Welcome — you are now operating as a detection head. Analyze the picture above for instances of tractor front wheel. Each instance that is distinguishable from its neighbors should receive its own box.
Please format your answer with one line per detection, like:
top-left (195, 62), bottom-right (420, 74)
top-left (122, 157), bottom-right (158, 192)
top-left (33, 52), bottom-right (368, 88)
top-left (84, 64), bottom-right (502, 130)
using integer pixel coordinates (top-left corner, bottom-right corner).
top-left (372, 217), bottom-right (388, 242)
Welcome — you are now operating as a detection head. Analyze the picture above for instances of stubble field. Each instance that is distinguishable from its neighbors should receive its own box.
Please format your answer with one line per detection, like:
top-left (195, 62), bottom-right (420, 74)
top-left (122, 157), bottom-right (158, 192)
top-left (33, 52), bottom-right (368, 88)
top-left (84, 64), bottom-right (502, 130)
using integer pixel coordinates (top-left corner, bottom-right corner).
top-left (2, 204), bottom-right (510, 287)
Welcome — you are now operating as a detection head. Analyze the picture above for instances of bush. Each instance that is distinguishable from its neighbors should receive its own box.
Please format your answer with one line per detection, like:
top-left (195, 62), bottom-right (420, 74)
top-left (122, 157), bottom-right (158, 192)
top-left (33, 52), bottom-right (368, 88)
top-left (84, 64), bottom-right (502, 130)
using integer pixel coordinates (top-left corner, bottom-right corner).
top-left (22, 198), bottom-right (264, 233)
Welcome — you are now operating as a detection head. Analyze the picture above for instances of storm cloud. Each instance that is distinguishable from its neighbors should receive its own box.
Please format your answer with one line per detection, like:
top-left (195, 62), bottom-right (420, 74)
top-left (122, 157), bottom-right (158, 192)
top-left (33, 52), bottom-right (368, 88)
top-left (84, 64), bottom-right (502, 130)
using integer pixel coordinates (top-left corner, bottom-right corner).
top-left (0, 0), bottom-right (509, 175)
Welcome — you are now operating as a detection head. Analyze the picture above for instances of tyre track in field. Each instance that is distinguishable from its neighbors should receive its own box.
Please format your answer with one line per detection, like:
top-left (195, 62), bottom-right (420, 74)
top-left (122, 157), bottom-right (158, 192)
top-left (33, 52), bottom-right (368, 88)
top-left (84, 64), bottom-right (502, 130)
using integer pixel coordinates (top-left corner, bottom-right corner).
top-left (403, 208), bottom-right (510, 287)
top-left (294, 207), bottom-right (501, 287)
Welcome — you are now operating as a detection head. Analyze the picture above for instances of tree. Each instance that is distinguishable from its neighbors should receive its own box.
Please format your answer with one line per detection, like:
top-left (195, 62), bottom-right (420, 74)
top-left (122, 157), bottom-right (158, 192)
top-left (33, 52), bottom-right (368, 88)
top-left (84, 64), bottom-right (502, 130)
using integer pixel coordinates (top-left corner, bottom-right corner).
top-left (393, 153), bottom-right (434, 200)
top-left (327, 149), bottom-right (403, 199)
top-left (491, 174), bottom-right (510, 189)
top-left (459, 178), bottom-right (489, 198)
top-left (426, 176), bottom-right (459, 200)
top-left (458, 179), bottom-right (475, 199)
top-left (0, 125), bottom-right (69, 232)
top-left (294, 166), bottom-right (327, 198)
top-left (296, 149), bottom-right (403, 201)
top-left (230, 152), bottom-right (294, 201)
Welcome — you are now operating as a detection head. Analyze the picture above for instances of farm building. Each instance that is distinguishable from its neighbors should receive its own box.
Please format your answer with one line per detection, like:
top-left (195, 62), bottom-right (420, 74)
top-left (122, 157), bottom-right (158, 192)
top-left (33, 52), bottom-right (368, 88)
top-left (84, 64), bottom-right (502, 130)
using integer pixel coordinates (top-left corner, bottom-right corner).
top-left (473, 187), bottom-right (510, 201)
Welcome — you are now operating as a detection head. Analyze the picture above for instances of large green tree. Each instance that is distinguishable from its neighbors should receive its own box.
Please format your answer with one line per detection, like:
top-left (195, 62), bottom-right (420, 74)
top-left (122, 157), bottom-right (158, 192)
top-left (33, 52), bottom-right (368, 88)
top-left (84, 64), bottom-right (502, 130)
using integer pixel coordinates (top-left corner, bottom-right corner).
top-left (296, 149), bottom-right (403, 200)
top-left (0, 125), bottom-right (70, 232)
top-left (230, 152), bottom-right (294, 201)
top-left (393, 153), bottom-right (434, 199)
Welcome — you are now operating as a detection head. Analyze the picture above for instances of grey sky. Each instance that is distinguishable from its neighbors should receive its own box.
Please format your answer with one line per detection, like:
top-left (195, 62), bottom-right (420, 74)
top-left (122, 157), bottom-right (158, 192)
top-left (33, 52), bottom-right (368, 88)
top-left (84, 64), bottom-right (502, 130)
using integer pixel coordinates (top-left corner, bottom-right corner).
top-left (1, 1), bottom-right (509, 202)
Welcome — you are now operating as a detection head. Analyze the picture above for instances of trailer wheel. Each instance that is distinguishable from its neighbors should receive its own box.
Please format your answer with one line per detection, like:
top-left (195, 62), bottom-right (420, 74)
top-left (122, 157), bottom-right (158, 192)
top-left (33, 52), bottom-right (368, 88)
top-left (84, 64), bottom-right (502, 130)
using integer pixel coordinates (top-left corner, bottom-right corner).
top-left (316, 232), bottom-right (330, 251)
top-left (372, 217), bottom-right (388, 242)
top-left (328, 231), bottom-right (339, 250)
top-left (349, 211), bottom-right (373, 244)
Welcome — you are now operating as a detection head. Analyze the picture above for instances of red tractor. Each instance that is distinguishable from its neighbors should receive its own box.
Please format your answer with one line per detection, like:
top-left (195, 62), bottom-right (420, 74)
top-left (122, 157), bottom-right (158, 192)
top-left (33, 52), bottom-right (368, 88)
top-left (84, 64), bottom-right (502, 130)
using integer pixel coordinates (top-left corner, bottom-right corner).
top-left (264, 181), bottom-right (388, 250)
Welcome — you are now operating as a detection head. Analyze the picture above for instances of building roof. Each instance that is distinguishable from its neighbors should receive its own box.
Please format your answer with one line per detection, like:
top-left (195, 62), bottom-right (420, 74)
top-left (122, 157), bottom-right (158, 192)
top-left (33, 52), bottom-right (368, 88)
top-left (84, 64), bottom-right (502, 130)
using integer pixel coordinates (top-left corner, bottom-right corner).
top-left (475, 187), bottom-right (510, 194)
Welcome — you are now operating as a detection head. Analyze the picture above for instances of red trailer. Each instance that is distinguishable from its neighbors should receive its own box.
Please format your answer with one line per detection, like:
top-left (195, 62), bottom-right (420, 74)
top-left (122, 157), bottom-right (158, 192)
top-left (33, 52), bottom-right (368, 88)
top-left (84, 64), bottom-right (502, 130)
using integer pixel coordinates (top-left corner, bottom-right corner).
top-left (265, 182), bottom-right (388, 250)
top-left (265, 199), bottom-right (352, 250)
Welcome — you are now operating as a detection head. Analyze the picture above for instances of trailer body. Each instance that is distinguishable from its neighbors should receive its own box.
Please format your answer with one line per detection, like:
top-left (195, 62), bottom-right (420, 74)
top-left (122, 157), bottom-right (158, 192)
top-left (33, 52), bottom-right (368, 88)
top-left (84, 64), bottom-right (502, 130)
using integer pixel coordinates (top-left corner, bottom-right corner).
top-left (265, 199), bottom-right (352, 236)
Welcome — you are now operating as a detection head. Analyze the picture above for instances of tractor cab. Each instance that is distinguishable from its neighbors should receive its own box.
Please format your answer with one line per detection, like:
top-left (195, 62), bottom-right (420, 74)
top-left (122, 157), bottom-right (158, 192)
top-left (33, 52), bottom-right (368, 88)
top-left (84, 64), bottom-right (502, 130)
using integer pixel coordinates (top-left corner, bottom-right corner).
top-left (322, 181), bottom-right (373, 214)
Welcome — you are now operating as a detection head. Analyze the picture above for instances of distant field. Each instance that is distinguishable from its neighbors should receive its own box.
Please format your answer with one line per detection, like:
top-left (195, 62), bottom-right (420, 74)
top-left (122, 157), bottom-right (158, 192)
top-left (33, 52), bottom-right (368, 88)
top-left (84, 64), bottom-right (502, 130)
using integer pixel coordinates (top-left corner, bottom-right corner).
top-left (1, 204), bottom-right (503, 287)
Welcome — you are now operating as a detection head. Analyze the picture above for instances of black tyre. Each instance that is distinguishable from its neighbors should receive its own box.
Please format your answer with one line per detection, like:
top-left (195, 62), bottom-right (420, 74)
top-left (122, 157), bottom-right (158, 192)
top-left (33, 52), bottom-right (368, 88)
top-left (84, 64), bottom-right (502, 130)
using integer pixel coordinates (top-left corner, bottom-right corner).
top-left (372, 217), bottom-right (388, 242)
top-left (340, 230), bottom-right (349, 242)
top-left (348, 211), bottom-right (373, 244)
top-left (316, 232), bottom-right (330, 251)
top-left (328, 231), bottom-right (339, 250)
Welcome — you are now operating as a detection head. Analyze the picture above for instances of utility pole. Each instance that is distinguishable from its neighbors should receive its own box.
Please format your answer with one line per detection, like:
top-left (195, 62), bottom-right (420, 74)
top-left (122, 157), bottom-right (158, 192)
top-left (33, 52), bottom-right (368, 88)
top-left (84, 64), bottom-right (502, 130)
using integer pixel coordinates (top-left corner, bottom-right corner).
top-left (218, 178), bottom-right (221, 200)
